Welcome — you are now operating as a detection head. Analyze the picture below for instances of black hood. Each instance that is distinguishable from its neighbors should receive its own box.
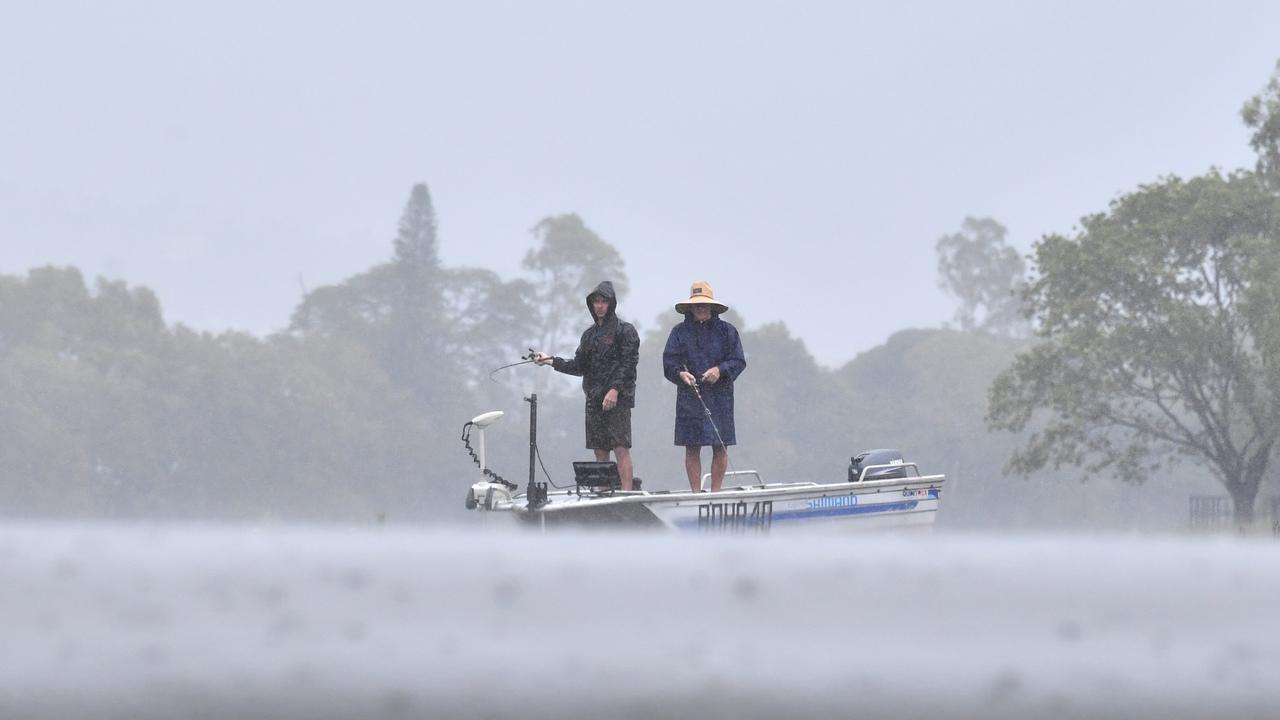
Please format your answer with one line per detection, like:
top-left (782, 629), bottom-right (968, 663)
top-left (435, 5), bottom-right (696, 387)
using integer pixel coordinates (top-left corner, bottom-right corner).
top-left (585, 281), bottom-right (618, 324)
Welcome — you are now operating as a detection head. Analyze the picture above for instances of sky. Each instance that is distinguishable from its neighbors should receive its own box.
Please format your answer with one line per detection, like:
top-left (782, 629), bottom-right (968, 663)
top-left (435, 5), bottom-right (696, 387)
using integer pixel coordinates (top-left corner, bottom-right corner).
top-left (3, 1), bottom-right (1280, 365)
top-left (5, 525), bottom-right (1279, 718)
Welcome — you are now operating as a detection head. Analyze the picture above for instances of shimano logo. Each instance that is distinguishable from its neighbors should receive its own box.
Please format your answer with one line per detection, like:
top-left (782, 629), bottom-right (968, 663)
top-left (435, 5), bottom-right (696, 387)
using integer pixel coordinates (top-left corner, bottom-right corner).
top-left (807, 495), bottom-right (858, 510)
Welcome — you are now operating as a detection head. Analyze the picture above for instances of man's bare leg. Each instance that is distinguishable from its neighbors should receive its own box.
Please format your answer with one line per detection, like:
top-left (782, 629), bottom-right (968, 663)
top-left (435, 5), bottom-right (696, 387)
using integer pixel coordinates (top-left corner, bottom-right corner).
top-left (594, 448), bottom-right (611, 488)
top-left (595, 448), bottom-right (633, 491)
top-left (710, 446), bottom-right (728, 492)
top-left (684, 446), bottom-right (703, 492)
top-left (614, 446), bottom-right (633, 491)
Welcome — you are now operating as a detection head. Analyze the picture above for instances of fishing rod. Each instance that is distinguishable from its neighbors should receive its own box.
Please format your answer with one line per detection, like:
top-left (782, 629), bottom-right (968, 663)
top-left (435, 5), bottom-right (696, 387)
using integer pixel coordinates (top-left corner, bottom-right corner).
top-left (487, 348), bottom-right (539, 383)
top-left (683, 363), bottom-right (733, 488)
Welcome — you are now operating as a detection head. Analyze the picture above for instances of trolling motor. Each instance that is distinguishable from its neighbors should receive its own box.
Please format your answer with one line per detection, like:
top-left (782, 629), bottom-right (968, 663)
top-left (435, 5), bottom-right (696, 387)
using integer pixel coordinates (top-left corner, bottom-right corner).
top-left (462, 410), bottom-right (516, 511)
top-left (461, 393), bottom-right (549, 511)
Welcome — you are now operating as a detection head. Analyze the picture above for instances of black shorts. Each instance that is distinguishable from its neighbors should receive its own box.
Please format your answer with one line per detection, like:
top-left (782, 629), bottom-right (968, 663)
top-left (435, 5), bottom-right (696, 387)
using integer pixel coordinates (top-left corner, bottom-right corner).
top-left (584, 404), bottom-right (632, 450)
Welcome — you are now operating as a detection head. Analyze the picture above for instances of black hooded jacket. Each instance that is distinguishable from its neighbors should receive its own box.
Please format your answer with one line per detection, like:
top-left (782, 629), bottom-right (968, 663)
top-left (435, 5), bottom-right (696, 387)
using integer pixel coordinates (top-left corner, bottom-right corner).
top-left (551, 281), bottom-right (640, 408)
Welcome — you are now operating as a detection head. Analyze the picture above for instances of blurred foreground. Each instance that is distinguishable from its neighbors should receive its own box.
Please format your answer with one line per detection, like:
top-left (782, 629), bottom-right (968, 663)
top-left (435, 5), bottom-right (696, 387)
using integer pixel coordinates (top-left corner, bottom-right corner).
top-left (2, 524), bottom-right (1278, 719)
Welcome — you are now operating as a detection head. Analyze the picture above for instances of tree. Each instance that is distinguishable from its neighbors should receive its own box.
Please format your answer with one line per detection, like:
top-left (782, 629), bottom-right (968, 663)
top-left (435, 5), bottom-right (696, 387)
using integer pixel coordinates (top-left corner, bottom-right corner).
top-left (288, 264), bottom-right (397, 344)
top-left (1242, 59), bottom-right (1280, 185)
top-left (0, 267), bottom-right (174, 517)
top-left (290, 184), bottom-right (463, 407)
top-left (987, 171), bottom-right (1280, 524)
top-left (387, 183), bottom-right (447, 391)
top-left (291, 184), bottom-right (449, 389)
top-left (522, 214), bottom-right (628, 359)
top-left (729, 321), bottom-right (837, 481)
top-left (438, 267), bottom-right (538, 399)
top-left (936, 217), bottom-right (1029, 337)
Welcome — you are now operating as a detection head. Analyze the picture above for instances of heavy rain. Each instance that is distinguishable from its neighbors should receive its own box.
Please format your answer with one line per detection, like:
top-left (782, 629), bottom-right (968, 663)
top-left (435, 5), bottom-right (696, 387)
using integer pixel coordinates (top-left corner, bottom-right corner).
top-left (3, 2), bottom-right (1280, 718)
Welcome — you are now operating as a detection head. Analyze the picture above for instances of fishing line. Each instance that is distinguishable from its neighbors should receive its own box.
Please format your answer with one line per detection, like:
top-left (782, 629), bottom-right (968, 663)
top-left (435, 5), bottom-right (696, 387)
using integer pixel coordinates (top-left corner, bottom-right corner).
top-left (487, 348), bottom-right (539, 383)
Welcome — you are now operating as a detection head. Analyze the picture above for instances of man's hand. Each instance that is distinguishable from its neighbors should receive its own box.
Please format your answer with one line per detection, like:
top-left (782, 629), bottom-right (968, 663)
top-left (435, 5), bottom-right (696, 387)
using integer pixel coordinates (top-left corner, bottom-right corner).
top-left (678, 370), bottom-right (697, 386)
top-left (533, 352), bottom-right (553, 366)
top-left (602, 388), bottom-right (618, 411)
top-left (701, 366), bottom-right (721, 384)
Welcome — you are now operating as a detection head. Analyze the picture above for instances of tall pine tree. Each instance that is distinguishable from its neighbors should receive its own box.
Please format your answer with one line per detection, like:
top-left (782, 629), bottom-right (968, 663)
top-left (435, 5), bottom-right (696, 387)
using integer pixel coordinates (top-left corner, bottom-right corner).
top-left (387, 183), bottom-right (447, 396)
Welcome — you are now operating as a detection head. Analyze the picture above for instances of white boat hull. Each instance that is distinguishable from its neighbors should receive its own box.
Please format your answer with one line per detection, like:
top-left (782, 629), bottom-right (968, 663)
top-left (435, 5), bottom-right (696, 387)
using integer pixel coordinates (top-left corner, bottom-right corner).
top-left (469, 474), bottom-right (945, 532)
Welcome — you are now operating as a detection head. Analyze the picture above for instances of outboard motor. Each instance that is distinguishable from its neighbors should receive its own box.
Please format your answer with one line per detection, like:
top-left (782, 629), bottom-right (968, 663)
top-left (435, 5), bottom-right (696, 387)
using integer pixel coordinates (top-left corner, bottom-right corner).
top-left (848, 449), bottom-right (908, 482)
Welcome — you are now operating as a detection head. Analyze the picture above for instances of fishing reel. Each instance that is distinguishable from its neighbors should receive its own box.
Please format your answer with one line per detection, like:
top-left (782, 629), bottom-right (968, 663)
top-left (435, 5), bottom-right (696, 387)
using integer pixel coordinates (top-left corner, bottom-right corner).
top-left (488, 349), bottom-right (543, 383)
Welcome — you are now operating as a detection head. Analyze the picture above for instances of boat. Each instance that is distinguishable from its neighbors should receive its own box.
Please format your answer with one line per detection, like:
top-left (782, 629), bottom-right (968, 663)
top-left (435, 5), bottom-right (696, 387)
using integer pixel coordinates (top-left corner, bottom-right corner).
top-left (462, 394), bottom-right (945, 532)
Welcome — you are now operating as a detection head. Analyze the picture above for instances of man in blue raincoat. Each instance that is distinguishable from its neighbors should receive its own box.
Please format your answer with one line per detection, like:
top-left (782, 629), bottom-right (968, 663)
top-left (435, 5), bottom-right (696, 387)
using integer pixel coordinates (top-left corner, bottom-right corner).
top-left (662, 280), bottom-right (747, 492)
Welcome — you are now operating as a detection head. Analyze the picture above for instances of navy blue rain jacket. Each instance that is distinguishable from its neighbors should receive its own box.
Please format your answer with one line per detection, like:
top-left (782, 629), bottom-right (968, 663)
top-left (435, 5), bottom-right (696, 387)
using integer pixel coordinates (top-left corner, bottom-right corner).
top-left (662, 314), bottom-right (746, 446)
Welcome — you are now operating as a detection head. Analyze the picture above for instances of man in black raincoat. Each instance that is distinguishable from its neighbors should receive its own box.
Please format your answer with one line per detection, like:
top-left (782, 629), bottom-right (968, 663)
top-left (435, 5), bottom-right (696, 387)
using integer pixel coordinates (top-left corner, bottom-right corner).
top-left (534, 281), bottom-right (640, 490)
top-left (662, 280), bottom-right (746, 492)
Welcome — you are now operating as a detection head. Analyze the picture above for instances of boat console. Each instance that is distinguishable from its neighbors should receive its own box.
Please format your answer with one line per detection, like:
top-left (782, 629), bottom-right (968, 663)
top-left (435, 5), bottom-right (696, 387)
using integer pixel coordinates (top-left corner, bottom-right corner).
top-left (572, 461), bottom-right (621, 496)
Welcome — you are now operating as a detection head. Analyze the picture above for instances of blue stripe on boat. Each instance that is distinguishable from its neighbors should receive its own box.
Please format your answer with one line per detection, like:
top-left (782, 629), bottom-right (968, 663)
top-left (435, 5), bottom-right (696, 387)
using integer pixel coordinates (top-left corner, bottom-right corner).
top-left (771, 500), bottom-right (920, 522)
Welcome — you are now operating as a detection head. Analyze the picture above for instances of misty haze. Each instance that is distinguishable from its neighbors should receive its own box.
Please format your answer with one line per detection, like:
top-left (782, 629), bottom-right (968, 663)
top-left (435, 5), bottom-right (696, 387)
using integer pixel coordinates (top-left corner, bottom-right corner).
top-left (4, 2), bottom-right (1280, 718)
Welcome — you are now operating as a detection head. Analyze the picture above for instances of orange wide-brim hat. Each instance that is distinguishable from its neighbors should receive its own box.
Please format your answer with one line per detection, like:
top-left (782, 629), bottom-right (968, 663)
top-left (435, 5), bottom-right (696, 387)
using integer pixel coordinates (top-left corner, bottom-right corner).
top-left (674, 280), bottom-right (729, 314)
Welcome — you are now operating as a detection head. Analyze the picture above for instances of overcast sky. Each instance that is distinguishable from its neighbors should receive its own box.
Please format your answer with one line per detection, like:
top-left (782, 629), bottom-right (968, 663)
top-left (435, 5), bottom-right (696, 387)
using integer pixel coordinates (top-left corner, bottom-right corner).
top-left (3, 1), bottom-right (1279, 365)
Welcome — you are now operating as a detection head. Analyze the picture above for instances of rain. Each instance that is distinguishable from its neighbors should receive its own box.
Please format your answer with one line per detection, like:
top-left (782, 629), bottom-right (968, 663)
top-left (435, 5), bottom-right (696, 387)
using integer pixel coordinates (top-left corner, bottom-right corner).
top-left (3, 2), bottom-right (1280, 718)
